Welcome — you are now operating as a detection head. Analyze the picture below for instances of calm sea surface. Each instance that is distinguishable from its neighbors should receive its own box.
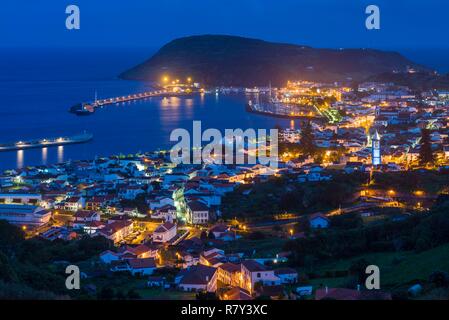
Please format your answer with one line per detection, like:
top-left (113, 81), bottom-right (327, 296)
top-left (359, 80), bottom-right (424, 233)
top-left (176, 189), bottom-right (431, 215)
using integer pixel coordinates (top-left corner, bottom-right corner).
top-left (0, 48), bottom-right (447, 171)
top-left (0, 48), bottom-right (291, 171)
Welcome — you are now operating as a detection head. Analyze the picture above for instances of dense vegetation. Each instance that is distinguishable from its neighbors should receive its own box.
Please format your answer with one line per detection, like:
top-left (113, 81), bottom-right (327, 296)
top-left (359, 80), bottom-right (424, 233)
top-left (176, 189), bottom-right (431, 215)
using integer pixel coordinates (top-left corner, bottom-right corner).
top-left (221, 172), bottom-right (367, 220)
top-left (368, 71), bottom-right (449, 91)
top-left (284, 199), bottom-right (449, 266)
top-left (0, 223), bottom-right (112, 299)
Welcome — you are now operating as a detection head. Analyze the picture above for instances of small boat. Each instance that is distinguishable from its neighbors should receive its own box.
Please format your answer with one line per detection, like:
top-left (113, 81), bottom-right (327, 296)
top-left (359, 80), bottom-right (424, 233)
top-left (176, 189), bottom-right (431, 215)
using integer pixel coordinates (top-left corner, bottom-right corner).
top-left (69, 103), bottom-right (95, 115)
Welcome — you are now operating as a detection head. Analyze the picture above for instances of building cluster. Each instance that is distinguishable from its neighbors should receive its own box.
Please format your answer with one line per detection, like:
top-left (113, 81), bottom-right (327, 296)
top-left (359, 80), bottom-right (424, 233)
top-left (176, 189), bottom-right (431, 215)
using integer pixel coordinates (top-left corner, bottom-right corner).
top-left (0, 155), bottom-right (281, 230)
top-left (0, 79), bottom-right (447, 300)
top-left (277, 81), bottom-right (449, 170)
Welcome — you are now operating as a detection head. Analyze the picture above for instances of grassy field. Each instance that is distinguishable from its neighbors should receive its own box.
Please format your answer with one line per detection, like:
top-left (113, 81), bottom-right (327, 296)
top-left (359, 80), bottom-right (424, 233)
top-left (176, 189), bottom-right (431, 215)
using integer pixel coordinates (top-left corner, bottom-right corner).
top-left (309, 243), bottom-right (449, 289)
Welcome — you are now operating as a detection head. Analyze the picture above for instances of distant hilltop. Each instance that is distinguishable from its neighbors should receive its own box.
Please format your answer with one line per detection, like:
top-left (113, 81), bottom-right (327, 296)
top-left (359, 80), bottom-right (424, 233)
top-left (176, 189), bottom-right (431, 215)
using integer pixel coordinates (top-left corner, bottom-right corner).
top-left (119, 34), bottom-right (430, 86)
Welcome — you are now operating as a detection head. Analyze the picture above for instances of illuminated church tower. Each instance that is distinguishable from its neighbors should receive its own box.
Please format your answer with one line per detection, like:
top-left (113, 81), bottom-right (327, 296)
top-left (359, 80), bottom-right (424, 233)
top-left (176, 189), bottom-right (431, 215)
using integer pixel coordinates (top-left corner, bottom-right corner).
top-left (372, 130), bottom-right (381, 166)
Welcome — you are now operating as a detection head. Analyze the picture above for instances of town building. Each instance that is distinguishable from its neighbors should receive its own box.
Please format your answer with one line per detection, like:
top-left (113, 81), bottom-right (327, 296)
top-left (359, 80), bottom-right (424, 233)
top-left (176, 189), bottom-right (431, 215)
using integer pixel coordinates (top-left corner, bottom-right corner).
top-left (0, 204), bottom-right (51, 227)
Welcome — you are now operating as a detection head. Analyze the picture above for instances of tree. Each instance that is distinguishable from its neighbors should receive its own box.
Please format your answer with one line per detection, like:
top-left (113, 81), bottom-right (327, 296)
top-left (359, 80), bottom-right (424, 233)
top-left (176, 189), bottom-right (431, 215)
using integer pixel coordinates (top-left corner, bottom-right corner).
top-left (299, 121), bottom-right (315, 156)
top-left (207, 231), bottom-right (216, 240)
top-left (97, 287), bottom-right (115, 300)
top-left (0, 252), bottom-right (18, 282)
top-left (418, 129), bottom-right (435, 166)
top-left (429, 271), bottom-right (449, 288)
top-left (0, 220), bottom-right (24, 253)
top-left (127, 289), bottom-right (141, 300)
top-left (200, 231), bottom-right (208, 240)
top-left (349, 259), bottom-right (370, 284)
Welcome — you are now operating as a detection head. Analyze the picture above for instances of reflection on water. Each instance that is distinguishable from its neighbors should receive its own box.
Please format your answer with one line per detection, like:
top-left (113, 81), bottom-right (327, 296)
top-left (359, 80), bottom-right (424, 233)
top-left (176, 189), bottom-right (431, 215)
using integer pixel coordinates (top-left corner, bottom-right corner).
top-left (42, 147), bottom-right (48, 165)
top-left (17, 150), bottom-right (24, 169)
top-left (160, 97), bottom-right (181, 108)
top-left (57, 146), bottom-right (64, 163)
top-left (185, 99), bottom-right (193, 108)
top-left (0, 93), bottom-right (291, 171)
top-left (290, 120), bottom-right (295, 130)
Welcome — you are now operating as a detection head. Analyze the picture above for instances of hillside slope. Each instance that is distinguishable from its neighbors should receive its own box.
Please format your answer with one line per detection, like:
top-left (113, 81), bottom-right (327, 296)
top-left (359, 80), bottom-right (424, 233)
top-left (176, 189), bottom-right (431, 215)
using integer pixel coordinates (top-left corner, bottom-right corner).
top-left (120, 35), bottom-right (429, 86)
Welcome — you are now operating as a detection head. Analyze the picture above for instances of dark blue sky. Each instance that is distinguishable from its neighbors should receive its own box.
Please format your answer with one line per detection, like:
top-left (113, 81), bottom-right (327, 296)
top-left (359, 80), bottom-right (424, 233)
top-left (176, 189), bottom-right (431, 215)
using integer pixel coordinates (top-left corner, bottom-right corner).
top-left (0, 0), bottom-right (448, 50)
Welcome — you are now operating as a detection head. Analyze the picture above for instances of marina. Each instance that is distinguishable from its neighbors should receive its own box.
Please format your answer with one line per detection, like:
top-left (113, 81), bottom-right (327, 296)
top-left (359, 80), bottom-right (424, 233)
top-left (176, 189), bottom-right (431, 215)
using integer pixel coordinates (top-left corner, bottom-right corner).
top-left (0, 133), bottom-right (93, 152)
top-left (246, 98), bottom-right (327, 121)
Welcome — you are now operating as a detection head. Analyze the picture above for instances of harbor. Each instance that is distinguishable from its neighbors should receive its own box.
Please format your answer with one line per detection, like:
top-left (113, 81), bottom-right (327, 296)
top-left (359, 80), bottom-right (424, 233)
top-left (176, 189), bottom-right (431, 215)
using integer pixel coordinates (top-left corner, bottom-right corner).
top-left (0, 133), bottom-right (93, 152)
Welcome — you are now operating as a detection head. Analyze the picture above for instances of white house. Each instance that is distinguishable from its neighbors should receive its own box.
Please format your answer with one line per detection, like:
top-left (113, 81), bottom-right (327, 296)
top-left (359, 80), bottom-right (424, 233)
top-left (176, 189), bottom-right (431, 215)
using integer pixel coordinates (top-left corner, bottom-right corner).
top-left (186, 201), bottom-right (209, 225)
top-left (308, 213), bottom-right (330, 229)
top-left (153, 222), bottom-right (177, 243)
top-left (240, 260), bottom-right (281, 294)
top-left (0, 204), bottom-right (52, 227)
top-left (149, 196), bottom-right (175, 210)
top-left (152, 204), bottom-right (177, 222)
top-left (97, 220), bottom-right (134, 244)
top-left (99, 250), bottom-right (121, 264)
top-left (178, 265), bottom-right (217, 292)
top-left (64, 196), bottom-right (85, 211)
top-left (127, 258), bottom-right (157, 275)
top-left (73, 210), bottom-right (101, 229)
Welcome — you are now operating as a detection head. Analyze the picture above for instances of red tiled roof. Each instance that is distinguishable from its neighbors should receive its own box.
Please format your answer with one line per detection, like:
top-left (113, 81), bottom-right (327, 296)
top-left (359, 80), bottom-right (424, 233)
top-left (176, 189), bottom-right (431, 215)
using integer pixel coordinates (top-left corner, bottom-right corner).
top-left (241, 260), bottom-right (267, 272)
top-left (187, 200), bottom-right (209, 212)
top-left (74, 210), bottom-right (97, 218)
top-left (219, 262), bottom-right (240, 273)
top-left (154, 222), bottom-right (176, 233)
top-left (179, 265), bottom-right (216, 285)
top-left (127, 258), bottom-right (156, 269)
top-left (100, 220), bottom-right (132, 236)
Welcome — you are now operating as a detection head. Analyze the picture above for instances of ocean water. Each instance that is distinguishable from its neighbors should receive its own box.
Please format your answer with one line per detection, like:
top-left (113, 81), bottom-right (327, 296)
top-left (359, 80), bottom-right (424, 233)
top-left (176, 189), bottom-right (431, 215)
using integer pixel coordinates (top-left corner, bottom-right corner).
top-left (0, 48), bottom-right (448, 171)
top-left (0, 48), bottom-right (290, 171)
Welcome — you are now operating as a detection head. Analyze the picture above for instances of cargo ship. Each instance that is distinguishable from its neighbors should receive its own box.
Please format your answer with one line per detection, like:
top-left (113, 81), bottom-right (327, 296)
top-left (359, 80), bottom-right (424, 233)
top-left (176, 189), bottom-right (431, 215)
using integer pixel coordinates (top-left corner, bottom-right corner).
top-left (0, 132), bottom-right (93, 152)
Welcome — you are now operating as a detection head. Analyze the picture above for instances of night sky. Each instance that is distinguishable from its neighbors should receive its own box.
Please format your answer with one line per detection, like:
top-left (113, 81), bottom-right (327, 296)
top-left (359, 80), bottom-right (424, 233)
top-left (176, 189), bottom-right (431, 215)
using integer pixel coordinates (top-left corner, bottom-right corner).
top-left (0, 0), bottom-right (448, 50)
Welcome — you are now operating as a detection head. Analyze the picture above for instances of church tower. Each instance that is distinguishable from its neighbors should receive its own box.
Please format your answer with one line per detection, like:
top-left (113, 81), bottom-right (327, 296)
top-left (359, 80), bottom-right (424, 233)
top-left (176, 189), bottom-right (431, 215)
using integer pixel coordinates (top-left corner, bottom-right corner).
top-left (372, 130), bottom-right (381, 166)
